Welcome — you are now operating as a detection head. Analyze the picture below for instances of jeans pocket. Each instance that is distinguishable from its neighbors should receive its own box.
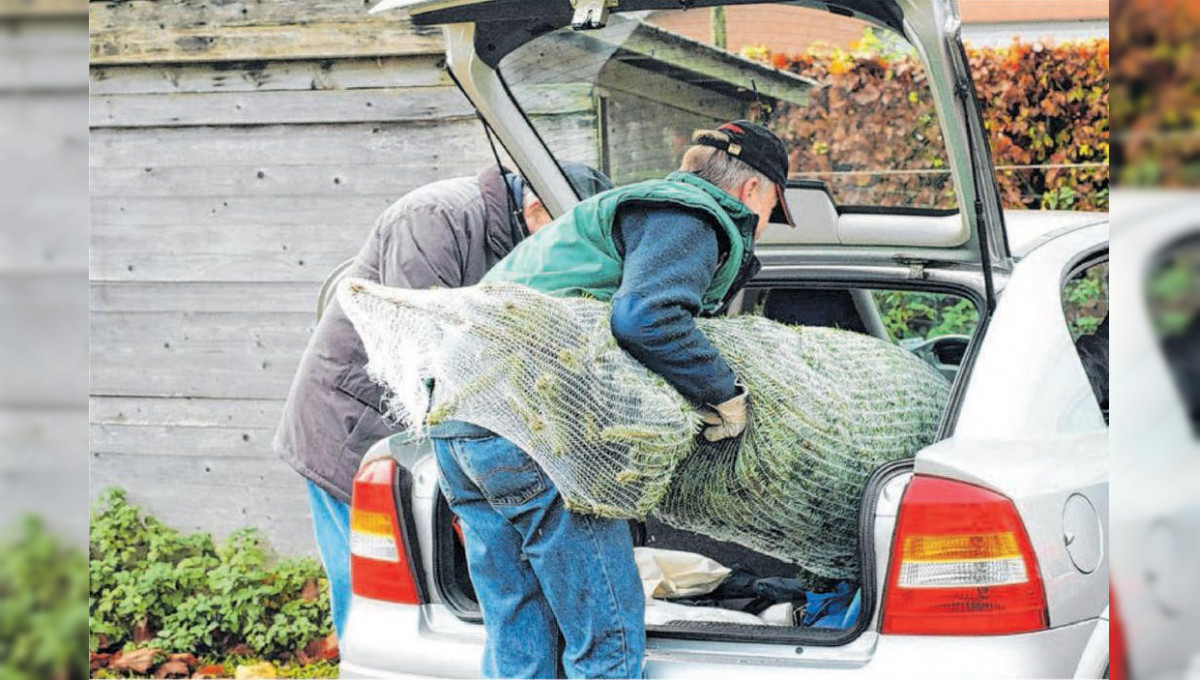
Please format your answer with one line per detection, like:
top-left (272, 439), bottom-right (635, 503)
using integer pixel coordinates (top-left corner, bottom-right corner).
top-left (455, 436), bottom-right (547, 506)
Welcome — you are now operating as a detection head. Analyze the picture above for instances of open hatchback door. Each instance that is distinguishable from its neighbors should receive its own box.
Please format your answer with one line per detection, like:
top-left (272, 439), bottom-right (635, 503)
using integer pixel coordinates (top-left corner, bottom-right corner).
top-left (369, 0), bottom-right (1013, 311)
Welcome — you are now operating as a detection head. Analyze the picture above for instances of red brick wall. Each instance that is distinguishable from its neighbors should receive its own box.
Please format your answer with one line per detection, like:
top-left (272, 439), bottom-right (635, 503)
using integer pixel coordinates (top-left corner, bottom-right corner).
top-left (648, 2), bottom-right (1109, 55)
top-left (959, 0), bottom-right (1108, 23)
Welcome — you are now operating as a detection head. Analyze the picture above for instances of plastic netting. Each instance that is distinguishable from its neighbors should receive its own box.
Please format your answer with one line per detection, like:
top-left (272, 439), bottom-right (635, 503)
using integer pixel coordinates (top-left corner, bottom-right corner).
top-left (339, 279), bottom-right (950, 580)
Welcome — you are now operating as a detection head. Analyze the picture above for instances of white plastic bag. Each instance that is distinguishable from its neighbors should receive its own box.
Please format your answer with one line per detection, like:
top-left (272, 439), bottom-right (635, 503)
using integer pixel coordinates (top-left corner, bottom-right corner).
top-left (634, 547), bottom-right (731, 600)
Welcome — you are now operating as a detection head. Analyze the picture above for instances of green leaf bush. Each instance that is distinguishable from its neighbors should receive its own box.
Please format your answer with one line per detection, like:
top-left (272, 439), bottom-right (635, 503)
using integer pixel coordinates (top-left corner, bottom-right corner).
top-left (0, 516), bottom-right (88, 680)
top-left (89, 488), bottom-right (331, 660)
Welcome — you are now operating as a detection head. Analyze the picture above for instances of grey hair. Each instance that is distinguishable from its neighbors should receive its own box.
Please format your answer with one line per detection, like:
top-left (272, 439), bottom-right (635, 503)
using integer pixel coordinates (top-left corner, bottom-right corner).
top-left (680, 131), bottom-right (772, 195)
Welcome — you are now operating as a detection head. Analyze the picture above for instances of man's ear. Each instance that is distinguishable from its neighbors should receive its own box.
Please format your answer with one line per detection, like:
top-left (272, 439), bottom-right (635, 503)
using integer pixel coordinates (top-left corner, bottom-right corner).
top-left (739, 176), bottom-right (762, 202)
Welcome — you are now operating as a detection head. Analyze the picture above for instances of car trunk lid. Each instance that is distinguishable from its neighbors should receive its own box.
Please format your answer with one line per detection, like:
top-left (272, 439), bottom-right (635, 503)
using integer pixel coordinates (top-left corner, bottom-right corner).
top-left (369, 0), bottom-right (1012, 310)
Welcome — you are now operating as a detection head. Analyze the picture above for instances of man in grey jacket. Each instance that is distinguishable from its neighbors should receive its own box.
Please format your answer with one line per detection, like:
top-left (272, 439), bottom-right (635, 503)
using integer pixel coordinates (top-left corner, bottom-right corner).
top-left (274, 163), bottom-right (613, 638)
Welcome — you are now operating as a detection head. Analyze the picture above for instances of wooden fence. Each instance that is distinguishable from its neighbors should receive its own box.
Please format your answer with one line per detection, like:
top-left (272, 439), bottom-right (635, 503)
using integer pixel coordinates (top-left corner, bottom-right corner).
top-left (88, 0), bottom-right (505, 556)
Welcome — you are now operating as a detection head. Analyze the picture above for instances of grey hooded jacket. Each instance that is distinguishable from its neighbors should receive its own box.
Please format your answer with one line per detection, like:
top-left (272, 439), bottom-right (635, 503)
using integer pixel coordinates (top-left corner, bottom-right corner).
top-left (273, 164), bottom-right (525, 503)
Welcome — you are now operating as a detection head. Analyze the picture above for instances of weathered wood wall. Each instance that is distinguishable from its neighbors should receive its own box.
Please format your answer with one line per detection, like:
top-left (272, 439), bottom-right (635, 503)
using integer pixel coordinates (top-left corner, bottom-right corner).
top-left (2, 5), bottom-right (90, 547)
top-left (88, 0), bottom-right (508, 557)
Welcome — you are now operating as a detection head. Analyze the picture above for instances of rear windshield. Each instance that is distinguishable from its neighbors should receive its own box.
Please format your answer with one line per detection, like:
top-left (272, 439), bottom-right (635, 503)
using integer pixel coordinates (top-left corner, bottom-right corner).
top-left (497, 3), bottom-right (957, 211)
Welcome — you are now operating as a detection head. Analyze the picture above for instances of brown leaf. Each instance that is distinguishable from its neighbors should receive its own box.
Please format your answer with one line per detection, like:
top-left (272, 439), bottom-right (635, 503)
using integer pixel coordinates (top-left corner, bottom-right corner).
top-left (154, 661), bottom-right (192, 679)
top-left (169, 653), bottom-right (199, 670)
top-left (111, 648), bottom-right (161, 674)
top-left (227, 643), bottom-right (254, 657)
top-left (133, 618), bottom-right (153, 644)
top-left (300, 578), bottom-right (319, 602)
top-left (90, 652), bottom-right (112, 672)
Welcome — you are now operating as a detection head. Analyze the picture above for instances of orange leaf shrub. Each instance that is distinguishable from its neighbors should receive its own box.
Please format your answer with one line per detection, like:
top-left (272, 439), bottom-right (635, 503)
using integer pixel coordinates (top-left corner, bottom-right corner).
top-left (1111, 0), bottom-right (1200, 187)
top-left (762, 37), bottom-right (1108, 211)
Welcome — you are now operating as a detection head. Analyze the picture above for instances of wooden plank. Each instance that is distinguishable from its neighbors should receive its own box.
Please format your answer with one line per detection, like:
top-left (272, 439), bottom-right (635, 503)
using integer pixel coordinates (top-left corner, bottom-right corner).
top-left (0, 96), bottom-right (88, 274)
top-left (0, 15), bottom-right (86, 53)
top-left (90, 22), bottom-right (443, 65)
top-left (88, 0), bottom-right (416, 34)
top-left (0, 408), bottom-right (89, 546)
top-left (89, 451), bottom-right (306, 491)
top-left (91, 281), bottom-right (319, 313)
top-left (91, 194), bottom-right (400, 227)
top-left (90, 219), bottom-right (367, 282)
top-left (90, 310), bottom-right (313, 398)
top-left (91, 248), bottom-right (353, 283)
top-left (91, 82), bottom-right (591, 128)
top-left (91, 422), bottom-right (279, 457)
top-left (89, 119), bottom-right (496, 168)
top-left (89, 162), bottom-right (489, 199)
top-left (90, 84), bottom-right (475, 128)
top-left (0, 274), bottom-right (88, 408)
top-left (89, 0), bottom-right (445, 65)
top-left (90, 395), bottom-right (284, 429)
top-left (0, 52), bottom-right (87, 90)
top-left (0, 0), bottom-right (86, 19)
top-left (89, 56), bottom-right (451, 95)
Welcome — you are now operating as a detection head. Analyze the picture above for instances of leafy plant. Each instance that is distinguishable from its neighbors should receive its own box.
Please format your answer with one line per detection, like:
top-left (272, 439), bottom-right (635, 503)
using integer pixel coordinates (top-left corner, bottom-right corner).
top-left (874, 291), bottom-right (979, 342)
top-left (89, 489), bottom-right (331, 662)
top-left (0, 516), bottom-right (89, 680)
top-left (750, 33), bottom-right (1108, 211)
top-left (1063, 263), bottom-right (1110, 338)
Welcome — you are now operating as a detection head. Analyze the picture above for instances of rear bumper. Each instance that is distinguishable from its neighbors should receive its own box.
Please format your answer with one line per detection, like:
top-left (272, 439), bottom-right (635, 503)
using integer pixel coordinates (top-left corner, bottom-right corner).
top-left (339, 596), bottom-right (1102, 679)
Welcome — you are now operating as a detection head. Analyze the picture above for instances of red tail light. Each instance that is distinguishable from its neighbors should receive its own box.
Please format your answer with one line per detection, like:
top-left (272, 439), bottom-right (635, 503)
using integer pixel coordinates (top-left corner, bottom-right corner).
top-left (350, 458), bottom-right (421, 605)
top-left (881, 475), bottom-right (1048, 635)
top-left (1110, 587), bottom-right (1126, 680)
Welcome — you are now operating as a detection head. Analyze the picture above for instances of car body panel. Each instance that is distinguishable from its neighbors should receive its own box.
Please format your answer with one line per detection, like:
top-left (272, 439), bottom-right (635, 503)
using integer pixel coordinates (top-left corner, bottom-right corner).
top-left (341, 595), bottom-right (1101, 679)
top-left (954, 221), bottom-right (1107, 439)
top-left (1109, 192), bottom-right (1200, 679)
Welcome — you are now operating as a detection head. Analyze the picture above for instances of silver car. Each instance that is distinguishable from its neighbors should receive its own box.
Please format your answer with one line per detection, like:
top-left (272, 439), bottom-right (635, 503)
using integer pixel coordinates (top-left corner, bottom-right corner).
top-left (335, 0), bottom-right (1110, 677)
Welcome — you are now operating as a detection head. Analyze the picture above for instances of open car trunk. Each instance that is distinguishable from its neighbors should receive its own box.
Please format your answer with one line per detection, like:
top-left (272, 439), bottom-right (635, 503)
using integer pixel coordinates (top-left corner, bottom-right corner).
top-left (431, 451), bottom-right (915, 646)
top-left (366, 0), bottom-right (1012, 654)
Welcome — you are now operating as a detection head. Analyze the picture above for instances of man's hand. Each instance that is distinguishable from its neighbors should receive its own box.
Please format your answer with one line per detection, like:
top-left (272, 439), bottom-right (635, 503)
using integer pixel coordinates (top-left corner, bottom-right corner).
top-left (699, 385), bottom-right (749, 442)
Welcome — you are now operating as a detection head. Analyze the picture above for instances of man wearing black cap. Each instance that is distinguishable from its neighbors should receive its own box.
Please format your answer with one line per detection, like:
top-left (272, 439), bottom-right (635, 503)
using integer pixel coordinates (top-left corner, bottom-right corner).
top-left (429, 121), bottom-right (794, 679)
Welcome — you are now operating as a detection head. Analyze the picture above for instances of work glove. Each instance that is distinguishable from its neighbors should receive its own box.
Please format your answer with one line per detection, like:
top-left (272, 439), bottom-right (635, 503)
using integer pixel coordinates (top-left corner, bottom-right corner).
top-left (699, 384), bottom-right (749, 442)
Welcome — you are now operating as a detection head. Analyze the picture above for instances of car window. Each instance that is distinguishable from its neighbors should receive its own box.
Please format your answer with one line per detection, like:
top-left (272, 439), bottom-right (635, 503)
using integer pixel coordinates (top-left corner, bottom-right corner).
top-left (1064, 258), bottom-right (1109, 421)
top-left (736, 286), bottom-right (977, 383)
top-left (1148, 241), bottom-right (1200, 433)
top-left (871, 291), bottom-right (979, 345)
top-left (497, 3), bottom-right (955, 211)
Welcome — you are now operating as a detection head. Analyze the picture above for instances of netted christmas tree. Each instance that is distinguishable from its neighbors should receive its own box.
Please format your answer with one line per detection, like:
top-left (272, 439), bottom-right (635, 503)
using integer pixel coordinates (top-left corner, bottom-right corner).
top-left (340, 279), bottom-right (949, 581)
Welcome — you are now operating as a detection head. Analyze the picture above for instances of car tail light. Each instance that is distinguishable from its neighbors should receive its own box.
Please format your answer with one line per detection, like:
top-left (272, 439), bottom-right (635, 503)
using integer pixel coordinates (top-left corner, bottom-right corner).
top-left (881, 475), bottom-right (1048, 635)
top-left (1110, 586), bottom-right (1126, 680)
top-left (350, 458), bottom-right (421, 605)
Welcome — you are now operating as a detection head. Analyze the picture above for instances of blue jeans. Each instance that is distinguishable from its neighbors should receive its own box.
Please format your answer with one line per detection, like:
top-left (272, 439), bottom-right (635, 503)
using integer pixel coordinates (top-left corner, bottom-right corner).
top-left (305, 479), bottom-right (351, 640)
top-left (433, 434), bottom-right (645, 679)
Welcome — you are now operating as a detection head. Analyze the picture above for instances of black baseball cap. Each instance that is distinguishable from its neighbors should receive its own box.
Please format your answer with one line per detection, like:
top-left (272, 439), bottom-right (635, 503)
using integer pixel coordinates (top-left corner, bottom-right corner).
top-left (692, 120), bottom-right (796, 227)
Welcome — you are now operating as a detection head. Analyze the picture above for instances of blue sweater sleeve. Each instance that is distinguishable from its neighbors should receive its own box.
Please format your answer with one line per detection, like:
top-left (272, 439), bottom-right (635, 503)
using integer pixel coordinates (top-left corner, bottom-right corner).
top-left (610, 205), bottom-right (740, 406)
